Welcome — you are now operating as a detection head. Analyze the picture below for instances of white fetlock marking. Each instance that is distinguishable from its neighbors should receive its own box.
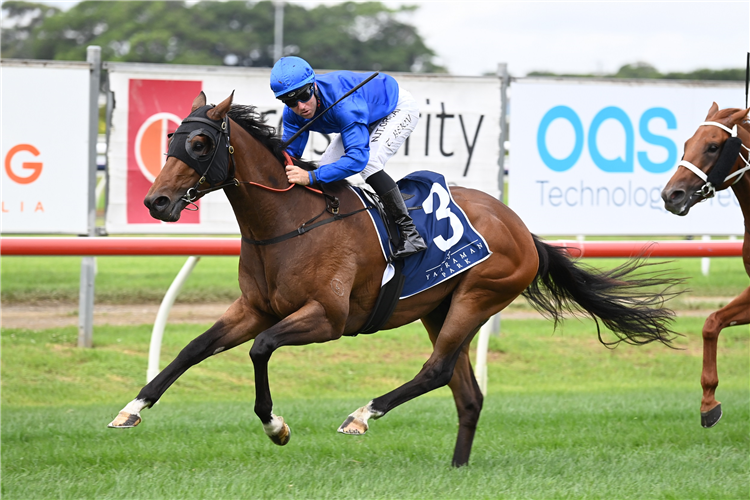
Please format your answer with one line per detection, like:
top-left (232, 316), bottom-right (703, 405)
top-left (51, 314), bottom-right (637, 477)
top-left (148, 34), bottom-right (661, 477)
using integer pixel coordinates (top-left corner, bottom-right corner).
top-left (348, 401), bottom-right (383, 427)
top-left (122, 398), bottom-right (148, 415)
top-left (263, 413), bottom-right (284, 436)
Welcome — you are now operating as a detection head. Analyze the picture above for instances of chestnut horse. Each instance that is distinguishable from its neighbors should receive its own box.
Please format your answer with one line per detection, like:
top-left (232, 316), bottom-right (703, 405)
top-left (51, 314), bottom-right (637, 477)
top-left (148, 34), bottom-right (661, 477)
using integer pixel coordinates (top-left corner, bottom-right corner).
top-left (661, 102), bottom-right (750, 428)
top-left (110, 91), bottom-right (681, 467)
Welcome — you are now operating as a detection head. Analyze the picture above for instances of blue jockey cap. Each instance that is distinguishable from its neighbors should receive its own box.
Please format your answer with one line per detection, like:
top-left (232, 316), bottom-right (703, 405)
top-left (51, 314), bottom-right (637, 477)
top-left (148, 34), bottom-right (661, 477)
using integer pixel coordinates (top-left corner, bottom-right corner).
top-left (270, 57), bottom-right (315, 97)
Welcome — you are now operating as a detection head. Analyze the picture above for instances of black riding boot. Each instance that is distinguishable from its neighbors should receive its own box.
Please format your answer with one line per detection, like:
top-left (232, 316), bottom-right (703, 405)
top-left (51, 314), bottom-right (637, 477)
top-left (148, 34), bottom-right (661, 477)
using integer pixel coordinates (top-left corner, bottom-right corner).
top-left (380, 186), bottom-right (428, 259)
top-left (366, 170), bottom-right (427, 260)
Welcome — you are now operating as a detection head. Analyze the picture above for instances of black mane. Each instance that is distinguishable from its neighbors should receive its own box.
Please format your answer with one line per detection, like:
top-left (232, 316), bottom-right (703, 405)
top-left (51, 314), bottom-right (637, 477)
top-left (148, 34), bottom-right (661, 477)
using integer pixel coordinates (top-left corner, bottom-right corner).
top-left (227, 104), bottom-right (318, 172)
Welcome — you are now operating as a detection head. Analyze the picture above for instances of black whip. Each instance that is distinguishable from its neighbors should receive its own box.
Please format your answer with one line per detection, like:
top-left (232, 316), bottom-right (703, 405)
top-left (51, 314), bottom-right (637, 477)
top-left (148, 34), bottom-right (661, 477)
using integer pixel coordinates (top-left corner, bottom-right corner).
top-left (745, 52), bottom-right (749, 108)
top-left (281, 72), bottom-right (380, 150)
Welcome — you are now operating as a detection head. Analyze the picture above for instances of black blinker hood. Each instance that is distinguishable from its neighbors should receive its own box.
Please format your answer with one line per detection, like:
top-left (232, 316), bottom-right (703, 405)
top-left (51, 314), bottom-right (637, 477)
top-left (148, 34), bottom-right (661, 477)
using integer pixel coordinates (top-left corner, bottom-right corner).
top-left (707, 136), bottom-right (742, 187)
top-left (167, 105), bottom-right (230, 186)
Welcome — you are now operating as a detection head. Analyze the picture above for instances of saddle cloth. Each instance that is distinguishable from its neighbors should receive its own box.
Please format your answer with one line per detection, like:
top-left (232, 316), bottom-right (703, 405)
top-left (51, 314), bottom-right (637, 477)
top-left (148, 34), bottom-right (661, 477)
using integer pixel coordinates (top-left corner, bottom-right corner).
top-left (351, 170), bottom-right (492, 299)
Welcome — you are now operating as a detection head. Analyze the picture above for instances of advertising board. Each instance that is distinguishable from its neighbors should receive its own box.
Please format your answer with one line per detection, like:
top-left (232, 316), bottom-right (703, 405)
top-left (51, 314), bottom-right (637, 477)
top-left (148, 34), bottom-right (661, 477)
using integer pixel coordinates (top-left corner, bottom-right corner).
top-left (1, 61), bottom-right (92, 234)
top-left (105, 63), bottom-right (502, 234)
top-left (509, 78), bottom-right (745, 235)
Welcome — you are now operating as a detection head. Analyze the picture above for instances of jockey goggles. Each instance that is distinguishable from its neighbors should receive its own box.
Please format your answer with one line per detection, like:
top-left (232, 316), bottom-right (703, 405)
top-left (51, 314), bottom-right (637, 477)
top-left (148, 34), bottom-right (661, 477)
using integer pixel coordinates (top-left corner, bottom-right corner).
top-left (278, 83), bottom-right (315, 108)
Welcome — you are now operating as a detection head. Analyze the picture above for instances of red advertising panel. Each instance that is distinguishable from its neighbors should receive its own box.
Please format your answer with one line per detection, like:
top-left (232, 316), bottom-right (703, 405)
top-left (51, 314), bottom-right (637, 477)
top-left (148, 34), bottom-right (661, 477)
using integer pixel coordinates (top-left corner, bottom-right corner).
top-left (127, 79), bottom-right (202, 223)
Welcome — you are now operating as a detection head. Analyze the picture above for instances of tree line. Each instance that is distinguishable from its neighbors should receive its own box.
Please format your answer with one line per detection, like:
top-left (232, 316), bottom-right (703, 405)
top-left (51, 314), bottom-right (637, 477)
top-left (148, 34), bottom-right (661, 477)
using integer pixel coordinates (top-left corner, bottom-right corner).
top-left (1, 0), bottom-right (445, 73)
top-left (2, 1), bottom-right (743, 80)
top-left (527, 61), bottom-right (745, 81)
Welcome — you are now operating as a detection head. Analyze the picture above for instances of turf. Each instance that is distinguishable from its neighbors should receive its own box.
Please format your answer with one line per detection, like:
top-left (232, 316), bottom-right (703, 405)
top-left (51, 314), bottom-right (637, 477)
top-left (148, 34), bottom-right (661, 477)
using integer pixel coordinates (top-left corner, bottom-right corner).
top-left (1, 252), bottom-right (746, 306)
top-left (2, 318), bottom-right (748, 499)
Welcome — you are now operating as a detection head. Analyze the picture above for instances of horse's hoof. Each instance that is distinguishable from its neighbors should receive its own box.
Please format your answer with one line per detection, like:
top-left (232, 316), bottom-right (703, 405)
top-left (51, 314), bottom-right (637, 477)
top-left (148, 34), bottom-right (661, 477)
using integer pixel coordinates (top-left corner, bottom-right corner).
top-left (338, 415), bottom-right (368, 435)
top-left (108, 411), bottom-right (141, 428)
top-left (701, 404), bottom-right (722, 428)
top-left (268, 420), bottom-right (291, 446)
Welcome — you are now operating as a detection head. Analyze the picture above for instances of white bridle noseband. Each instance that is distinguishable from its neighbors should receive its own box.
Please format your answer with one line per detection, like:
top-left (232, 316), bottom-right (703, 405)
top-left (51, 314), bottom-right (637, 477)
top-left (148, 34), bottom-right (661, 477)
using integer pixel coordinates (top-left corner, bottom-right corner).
top-left (677, 121), bottom-right (750, 198)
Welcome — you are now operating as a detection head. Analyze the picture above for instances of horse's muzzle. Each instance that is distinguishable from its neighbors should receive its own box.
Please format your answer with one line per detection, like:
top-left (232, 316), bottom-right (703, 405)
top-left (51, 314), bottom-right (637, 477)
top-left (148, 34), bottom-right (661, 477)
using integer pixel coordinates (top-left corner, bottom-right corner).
top-left (144, 193), bottom-right (188, 222)
top-left (661, 185), bottom-right (699, 216)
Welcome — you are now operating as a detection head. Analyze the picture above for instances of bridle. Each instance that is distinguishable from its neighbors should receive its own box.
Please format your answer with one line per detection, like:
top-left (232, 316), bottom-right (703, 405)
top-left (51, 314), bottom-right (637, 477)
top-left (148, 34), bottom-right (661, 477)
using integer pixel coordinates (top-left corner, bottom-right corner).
top-left (169, 108), bottom-right (337, 211)
top-left (677, 120), bottom-right (750, 199)
top-left (166, 109), bottom-right (374, 245)
top-left (165, 105), bottom-right (238, 207)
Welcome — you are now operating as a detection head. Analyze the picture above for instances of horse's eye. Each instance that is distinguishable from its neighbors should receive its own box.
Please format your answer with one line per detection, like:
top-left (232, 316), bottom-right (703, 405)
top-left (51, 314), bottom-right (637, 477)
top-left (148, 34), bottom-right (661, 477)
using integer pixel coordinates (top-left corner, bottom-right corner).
top-left (707, 144), bottom-right (719, 154)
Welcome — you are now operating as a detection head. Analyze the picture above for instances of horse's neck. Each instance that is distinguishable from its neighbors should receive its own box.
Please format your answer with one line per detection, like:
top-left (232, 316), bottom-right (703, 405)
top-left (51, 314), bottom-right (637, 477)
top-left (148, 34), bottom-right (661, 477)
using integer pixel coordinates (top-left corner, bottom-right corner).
top-left (730, 177), bottom-right (750, 234)
top-left (736, 131), bottom-right (750, 233)
top-left (225, 132), bottom-right (312, 241)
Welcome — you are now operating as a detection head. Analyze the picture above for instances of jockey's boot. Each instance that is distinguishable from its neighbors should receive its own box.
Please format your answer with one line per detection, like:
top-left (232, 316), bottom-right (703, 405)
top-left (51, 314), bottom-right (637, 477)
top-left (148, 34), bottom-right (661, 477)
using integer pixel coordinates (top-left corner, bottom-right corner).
top-left (380, 186), bottom-right (428, 260)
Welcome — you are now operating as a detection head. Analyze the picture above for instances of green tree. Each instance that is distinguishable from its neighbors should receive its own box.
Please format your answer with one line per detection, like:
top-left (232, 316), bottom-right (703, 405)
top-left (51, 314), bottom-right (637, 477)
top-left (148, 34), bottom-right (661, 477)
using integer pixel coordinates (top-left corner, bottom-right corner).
top-left (612, 61), bottom-right (661, 79)
top-left (527, 61), bottom-right (744, 81)
top-left (0, 1), bottom-right (61, 59)
top-left (0, 0), bottom-right (445, 73)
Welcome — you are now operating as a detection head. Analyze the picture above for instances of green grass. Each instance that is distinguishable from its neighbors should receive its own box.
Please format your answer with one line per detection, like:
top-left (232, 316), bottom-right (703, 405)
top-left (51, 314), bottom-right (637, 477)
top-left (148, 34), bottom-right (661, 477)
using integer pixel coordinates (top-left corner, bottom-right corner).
top-left (0, 255), bottom-right (241, 304)
top-left (1, 250), bottom-right (747, 306)
top-left (2, 319), bottom-right (748, 499)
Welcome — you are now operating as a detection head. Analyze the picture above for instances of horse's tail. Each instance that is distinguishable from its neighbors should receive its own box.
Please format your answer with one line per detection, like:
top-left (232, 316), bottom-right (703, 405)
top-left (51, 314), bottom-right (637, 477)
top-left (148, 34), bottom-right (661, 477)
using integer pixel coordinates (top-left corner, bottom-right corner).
top-left (522, 235), bottom-right (684, 348)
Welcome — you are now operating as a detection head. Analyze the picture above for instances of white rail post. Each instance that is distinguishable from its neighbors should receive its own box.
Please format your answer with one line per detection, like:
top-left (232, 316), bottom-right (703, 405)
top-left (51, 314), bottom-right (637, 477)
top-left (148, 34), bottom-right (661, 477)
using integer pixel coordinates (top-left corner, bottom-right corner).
top-left (77, 46), bottom-right (101, 348)
top-left (147, 256), bottom-right (201, 383)
top-left (701, 235), bottom-right (711, 276)
top-left (475, 314), bottom-right (501, 395)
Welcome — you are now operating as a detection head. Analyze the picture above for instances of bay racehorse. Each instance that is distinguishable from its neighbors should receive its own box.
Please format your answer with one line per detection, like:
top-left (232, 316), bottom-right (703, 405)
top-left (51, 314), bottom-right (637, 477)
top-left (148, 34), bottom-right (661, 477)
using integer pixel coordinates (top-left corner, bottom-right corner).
top-left (661, 102), bottom-right (750, 428)
top-left (110, 91), bottom-right (682, 467)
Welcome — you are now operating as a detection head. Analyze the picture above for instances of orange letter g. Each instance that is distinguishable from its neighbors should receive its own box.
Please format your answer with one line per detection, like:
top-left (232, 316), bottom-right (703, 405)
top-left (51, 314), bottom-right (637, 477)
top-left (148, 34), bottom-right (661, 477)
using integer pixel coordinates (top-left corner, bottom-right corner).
top-left (5, 144), bottom-right (43, 184)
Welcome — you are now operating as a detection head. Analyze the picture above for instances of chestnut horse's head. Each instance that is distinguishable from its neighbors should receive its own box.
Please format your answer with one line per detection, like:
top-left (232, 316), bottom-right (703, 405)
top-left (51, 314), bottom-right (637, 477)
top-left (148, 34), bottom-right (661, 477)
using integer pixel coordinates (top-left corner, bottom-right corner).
top-left (144, 91), bottom-right (234, 221)
top-left (661, 102), bottom-right (750, 216)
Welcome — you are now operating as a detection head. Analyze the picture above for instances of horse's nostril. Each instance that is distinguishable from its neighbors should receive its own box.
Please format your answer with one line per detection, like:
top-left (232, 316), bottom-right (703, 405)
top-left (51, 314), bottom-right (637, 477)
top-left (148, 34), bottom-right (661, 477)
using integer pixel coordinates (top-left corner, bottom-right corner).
top-left (669, 190), bottom-right (685, 203)
top-left (154, 196), bottom-right (170, 210)
top-left (147, 196), bottom-right (171, 212)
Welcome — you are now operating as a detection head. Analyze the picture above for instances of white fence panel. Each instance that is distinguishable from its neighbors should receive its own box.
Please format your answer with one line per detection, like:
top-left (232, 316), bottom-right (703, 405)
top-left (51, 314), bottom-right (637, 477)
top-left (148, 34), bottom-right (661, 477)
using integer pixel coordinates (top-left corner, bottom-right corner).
top-left (509, 78), bottom-right (744, 235)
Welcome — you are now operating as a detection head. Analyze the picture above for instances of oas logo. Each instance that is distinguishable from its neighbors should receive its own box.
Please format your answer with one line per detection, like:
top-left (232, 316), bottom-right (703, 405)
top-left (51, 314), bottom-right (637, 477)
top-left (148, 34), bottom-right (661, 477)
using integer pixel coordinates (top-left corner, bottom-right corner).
top-left (134, 112), bottom-right (182, 182)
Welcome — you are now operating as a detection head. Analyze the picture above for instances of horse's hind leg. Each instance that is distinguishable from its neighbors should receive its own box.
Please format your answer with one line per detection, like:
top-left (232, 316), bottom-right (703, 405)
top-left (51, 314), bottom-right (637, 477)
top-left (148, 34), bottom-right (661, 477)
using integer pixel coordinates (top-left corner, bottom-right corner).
top-left (422, 306), bottom-right (484, 467)
top-left (338, 295), bottom-right (492, 465)
top-left (699, 285), bottom-right (750, 428)
top-left (108, 297), bottom-right (272, 428)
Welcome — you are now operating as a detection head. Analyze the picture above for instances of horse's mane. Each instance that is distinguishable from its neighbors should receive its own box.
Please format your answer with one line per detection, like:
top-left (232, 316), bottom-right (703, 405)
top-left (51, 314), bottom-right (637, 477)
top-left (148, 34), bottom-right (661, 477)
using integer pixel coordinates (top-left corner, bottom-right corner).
top-left (227, 104), bottom-right (318, 171)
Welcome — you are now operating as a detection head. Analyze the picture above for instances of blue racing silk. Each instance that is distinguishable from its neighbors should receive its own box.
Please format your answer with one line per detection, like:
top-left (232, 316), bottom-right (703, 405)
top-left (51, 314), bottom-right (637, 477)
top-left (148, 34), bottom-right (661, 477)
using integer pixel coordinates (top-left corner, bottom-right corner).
top-left (281, 71), bottom-right (400, 184)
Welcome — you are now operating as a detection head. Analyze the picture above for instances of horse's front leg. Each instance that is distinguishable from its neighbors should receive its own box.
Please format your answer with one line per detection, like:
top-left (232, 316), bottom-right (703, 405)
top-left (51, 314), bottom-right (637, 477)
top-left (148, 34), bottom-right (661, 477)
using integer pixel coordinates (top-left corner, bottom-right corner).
top-left (699, 285), bottom-right (750, 428)
top-left (249, 300), bottom-right (343, 445)
top-left (109, 297), bottom-right (274, 428)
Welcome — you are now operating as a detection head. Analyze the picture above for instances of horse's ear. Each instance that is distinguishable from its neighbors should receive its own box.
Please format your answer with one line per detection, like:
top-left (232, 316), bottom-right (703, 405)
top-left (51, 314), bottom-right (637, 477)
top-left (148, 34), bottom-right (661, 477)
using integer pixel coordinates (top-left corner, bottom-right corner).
top-left (705, 102), bottom-right (719, 120)
top-left (730, 107), bottom-right (750, 125)
top-left (207, 91), bottom-right (234, 121)
top-left (192, 92), bottom-right (207, 112)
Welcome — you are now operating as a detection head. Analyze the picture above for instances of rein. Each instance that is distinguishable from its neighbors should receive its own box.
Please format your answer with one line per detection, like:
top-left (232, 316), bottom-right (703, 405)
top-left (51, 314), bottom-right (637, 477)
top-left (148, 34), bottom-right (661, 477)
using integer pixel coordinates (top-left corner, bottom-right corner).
top-left (175, 118), bottom-right (362, 244)
top-left (678, 121), bottom-right (750, 199)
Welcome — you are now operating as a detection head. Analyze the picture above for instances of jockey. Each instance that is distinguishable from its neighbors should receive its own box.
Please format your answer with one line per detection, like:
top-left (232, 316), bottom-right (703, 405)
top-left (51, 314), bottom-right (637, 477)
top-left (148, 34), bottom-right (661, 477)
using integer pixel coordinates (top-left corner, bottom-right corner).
top-left (270, 56), bottom-right (427, 260)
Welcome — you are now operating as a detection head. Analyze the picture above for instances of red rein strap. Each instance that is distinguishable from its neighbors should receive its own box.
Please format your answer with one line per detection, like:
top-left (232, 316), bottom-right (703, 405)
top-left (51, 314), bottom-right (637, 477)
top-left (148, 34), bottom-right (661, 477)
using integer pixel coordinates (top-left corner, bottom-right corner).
top-left (237, 151), bottom-right (323, 194)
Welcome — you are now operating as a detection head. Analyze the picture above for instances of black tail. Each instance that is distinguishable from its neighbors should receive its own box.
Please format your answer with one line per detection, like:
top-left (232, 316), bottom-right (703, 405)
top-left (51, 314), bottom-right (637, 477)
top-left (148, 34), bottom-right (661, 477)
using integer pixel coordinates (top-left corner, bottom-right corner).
top-left (522, 235), bottom-right (684, 348)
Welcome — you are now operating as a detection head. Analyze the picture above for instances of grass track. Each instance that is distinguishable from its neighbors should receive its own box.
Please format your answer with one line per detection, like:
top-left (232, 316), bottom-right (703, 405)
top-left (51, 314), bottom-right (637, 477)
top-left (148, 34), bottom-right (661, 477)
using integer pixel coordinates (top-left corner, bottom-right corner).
top-left (1, 253), bottom-right (747, 305)
top-left (2, 318), bottom-right (748, 499)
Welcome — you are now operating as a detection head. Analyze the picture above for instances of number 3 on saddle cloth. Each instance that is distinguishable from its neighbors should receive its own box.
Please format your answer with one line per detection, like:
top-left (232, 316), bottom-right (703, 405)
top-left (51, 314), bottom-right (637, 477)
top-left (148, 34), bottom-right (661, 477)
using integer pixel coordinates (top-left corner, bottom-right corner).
top-left (352, 170), bottom-right (492, 335)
